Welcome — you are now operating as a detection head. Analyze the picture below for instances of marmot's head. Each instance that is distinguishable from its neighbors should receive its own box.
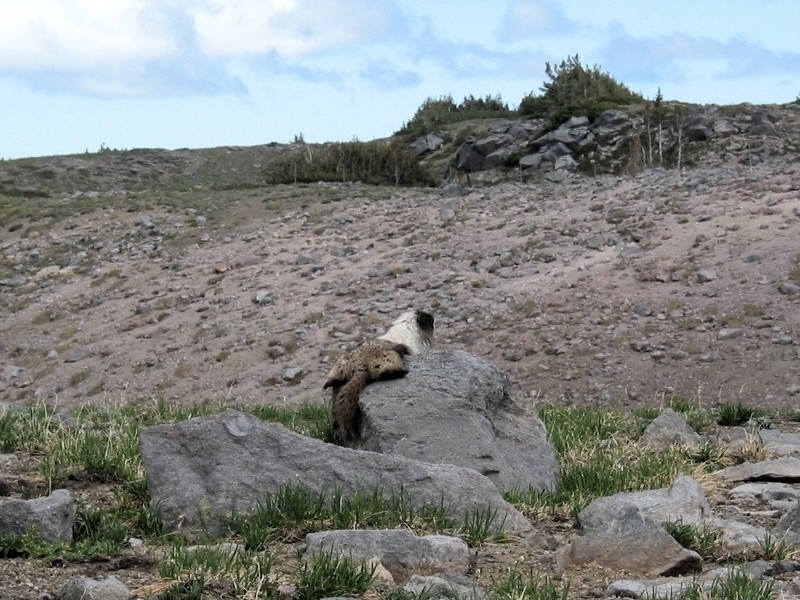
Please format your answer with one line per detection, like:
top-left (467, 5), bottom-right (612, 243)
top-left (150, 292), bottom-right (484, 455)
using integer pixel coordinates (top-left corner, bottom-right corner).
top-left (379, 310), bottom-right (435, 354)
top-left (414, 310), bottom-right (434, 335)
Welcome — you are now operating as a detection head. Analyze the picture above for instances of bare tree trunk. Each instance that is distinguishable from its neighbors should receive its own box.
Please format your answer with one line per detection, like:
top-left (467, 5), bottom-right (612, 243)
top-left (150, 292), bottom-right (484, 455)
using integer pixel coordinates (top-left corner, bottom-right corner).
top-left (674, 108), bottom-right (685, 174)
top-left (629, 126), bottom-right (641, 174)
top-left (657, 123), bottom-right (663, 166)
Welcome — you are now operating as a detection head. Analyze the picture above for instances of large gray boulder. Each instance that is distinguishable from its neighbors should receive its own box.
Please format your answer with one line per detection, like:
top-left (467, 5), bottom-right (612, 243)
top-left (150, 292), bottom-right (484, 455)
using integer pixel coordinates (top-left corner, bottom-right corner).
top-left (0, 489), bottom-right (75, 543)
top-left (473, 134), bottom-right (512, 156)
top-left (139, 410), bottom-right (531, 536)
top-left (750, 113), bottom-right (777, 137)
top-left (714, 456), bottom-right (800, 482)
top-left (409, 133), bottom-right (445, 157)
top-left (56, 576), bottom-right (129, 600)
top-left (579, 475), bottom-right (712, 528)
top-left (706, 518), bottom-right (769, 555)
top-left (776, 501), bottom-right (800, 541)
top-left (592, 110), bottom-right (633, 137)
top-left (456, 140), bottom-right (485, 173)
top-left (683, 115), bottom-right (713, 142)
top-left (357, 350), bottom-right (559, 492)
top-left (639, 409), bottom-right (705, 448)
top-left (758, 429), bottom-right (800, 457)
top-left (557, 503), bottom-right (703, 576)
top-left (558, 477), bottom-right (709, 576)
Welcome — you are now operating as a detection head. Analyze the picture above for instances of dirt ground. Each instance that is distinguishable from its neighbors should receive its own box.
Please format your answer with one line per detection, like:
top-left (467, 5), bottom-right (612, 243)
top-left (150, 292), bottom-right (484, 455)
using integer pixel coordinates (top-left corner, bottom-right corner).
top-left (2, 155), bottom-right (799, 414)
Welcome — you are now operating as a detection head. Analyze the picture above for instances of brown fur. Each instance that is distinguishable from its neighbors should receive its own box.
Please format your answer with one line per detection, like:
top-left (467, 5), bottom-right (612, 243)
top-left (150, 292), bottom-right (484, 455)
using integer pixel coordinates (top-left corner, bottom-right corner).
top-left (325, 340), bottom-right (410, 442)
top-left (324, 310), bottom-right (434, 444)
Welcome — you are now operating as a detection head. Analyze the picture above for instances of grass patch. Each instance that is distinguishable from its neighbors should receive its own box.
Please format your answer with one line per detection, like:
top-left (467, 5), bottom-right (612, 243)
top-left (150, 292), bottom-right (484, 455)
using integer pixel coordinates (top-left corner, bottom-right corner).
top-left (664, 520), bottom-right (721, 560)
top-left (90, 268), bottom-right (124, 289)
top-left (0, 400), bottom-right (331, 505)
top-left (506, 406), bottom-right (718, 518)
top-left (58, 326), bottom-right (79, 340)
top-left (661, 569), bottom-right (775, 600)
top-left (716, 402), bottom-right (765, 427)
top-left (492, 570), bottom-right (570, 600)
top-left (758, 530), bottom-right (799, 561)
top-left (298, 546), bottom-right (376, 600)
top-left (157, 542), bottom-right (273, 598)
top-left (174, 361), bottom-right (192, 378)
top-left (31, 309), bottom-right (55, 325)
top-left (742, 303), bottom-right (765, 318)
top-left (228, 483), bottom-right (501, 548)
top-left (789, 254), bottom-right (800, 284)
top-left (68, 369), bottom-right (90, 387)
top-left (0, 400), bottom-right (789, 597)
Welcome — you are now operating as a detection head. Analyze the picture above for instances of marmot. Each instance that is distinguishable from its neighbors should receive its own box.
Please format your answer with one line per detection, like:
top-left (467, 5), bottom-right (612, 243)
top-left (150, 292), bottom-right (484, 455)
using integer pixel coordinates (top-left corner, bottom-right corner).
top-left (324, 310), bottom-right (435, 444)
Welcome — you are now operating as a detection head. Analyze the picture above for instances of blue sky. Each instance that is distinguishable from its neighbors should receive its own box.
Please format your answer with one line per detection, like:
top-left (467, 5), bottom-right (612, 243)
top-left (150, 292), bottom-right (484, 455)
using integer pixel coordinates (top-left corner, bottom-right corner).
top-left (1, 0), bottom-right (798, 160)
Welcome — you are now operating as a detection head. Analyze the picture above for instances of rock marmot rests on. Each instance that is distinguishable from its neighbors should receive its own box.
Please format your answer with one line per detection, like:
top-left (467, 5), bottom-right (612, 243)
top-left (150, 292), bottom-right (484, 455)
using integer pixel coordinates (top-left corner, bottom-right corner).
top-left (324, 310), bottom-right (435, 444)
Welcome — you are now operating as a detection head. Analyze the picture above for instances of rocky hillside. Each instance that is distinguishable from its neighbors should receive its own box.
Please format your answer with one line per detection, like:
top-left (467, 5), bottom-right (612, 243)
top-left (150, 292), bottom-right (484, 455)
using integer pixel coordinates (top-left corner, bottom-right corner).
top-left (1, 102), bottom-right (799, 412)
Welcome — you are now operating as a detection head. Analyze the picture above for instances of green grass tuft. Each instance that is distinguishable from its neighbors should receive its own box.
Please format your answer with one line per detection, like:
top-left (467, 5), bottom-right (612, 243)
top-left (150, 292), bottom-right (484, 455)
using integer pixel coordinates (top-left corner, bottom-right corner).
top-left (158, 542), bottom-right (273, 597)
top-left (492, 570), bottom-right (570, 600)
top-left (298, 546), bottom-right (376, 600)
top-left (716, 402), bottom-right (765, 427)
top-left (664, 520), bottom-right (721, 560)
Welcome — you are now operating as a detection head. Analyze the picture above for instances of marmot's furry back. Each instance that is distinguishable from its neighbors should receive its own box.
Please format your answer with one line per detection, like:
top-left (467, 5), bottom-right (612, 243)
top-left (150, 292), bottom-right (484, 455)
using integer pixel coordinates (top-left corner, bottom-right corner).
top-left (325, 310), bottom-right (434, 444)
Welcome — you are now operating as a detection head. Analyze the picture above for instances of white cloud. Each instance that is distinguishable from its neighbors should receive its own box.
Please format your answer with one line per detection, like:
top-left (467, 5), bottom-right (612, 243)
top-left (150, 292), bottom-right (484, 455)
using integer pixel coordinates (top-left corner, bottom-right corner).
top-left (599, 28), bottom-right (800, 85)
top-left (0, 0), bottom-right (407, 96)
top-left (0, 0), bottom-right (177, 70)
top-left (191, 0), bottom-right (402, 58)
top-left (498, 0), bottom-right (576, 40)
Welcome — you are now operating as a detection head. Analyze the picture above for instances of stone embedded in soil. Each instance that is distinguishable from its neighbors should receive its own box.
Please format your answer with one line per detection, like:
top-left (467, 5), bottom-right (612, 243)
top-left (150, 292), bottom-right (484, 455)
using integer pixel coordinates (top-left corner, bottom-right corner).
top-left (696, 268), bottom-right (717, 282)
top-left (778, 281), bottom-right (800, 295)
top-left (717, 328), bottom-right (743, 340)
top-left (714, 456), bottom-right (800, 482)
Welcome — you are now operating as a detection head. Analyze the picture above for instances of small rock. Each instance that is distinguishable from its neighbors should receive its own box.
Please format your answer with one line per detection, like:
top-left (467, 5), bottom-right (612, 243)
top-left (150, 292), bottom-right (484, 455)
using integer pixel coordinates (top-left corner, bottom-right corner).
top-left (718, 328), bottom-right (743, 340)
top-left (405, 573), bottom-right (486, 600)
top-left (253, 290), bottom-right (273, 305)
top-left (64, 347), bottom-right (90, 363)
top-left (545, 170), bottom-right (569, 183)
top-left (440, 183), bottom-right (464, 198)
top-left (266, 346), bottom-right (286, 359)
top-left (778, 282), bottom-right (800, 295)
top-left (282, 367), bottom-right (304, 383)
top-left (56, 575), bottom-right (129, 600)
top-left (619, 243), bottom-right (642, 258)
top-left (696, 268), bottom-right (717, 283)
top-left (440, 205), bottom-right (456, 221)
top-left (0, 489), bottom-right (76, 542)
top-left (2, 365), bottom-right (26, 381)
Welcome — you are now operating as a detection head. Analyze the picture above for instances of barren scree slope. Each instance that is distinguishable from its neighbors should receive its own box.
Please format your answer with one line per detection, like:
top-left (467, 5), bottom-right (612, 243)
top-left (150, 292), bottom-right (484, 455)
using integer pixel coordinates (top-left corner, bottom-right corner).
top-left (2, 155), bottom-right (799, 413)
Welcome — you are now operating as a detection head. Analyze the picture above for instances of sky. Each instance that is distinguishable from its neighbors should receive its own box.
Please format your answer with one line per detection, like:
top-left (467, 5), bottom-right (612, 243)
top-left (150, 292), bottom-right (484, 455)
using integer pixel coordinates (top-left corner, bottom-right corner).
top-left (1, 0), bottom-right (798, 160)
